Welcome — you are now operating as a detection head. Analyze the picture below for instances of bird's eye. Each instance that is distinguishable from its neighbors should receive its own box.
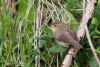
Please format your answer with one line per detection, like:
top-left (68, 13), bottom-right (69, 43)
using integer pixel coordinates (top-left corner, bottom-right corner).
top-left (54, 25), bottom-right (57, 27)
top-left (51, 24), bottom-right (57, 27)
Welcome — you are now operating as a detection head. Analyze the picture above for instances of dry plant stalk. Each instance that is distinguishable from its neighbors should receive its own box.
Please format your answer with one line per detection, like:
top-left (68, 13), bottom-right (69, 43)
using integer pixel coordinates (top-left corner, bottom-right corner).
top-left (35, 0), bottom-right (42, 67)
top-left (85, 25), bottom-right (100, 67)
top-left (0, 0), bottom-right (17, 16)
top-left (61, 0), bottom-right (98, 67)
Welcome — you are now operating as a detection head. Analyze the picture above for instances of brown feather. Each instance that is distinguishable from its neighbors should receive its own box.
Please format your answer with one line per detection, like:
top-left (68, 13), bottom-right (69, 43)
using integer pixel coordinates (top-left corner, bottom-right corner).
top-left (50, 21), bottom-right (82, 50)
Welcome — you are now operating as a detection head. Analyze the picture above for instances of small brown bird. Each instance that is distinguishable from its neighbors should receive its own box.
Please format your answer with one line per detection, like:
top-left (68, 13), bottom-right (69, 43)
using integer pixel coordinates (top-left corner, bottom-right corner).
top-left (49, 21), bottom-right (82, 50)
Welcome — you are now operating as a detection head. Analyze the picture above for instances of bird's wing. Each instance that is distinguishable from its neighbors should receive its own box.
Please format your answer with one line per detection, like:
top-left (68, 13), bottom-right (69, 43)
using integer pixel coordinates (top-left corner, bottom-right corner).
top-left (56, 31), bottom-right (82, 50)
top-left (66, 27), bottom-right (78, 41)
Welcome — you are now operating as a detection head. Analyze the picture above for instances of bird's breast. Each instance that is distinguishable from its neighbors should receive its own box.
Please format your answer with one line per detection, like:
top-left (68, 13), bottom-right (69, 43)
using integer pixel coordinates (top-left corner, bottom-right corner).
top-left (54, 32), bottom-right (67, 43)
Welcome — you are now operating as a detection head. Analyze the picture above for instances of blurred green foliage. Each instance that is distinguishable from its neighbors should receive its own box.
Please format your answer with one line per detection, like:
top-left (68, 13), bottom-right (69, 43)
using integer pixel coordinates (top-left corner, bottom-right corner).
top-left (0, 0), bottom-right (100, 67)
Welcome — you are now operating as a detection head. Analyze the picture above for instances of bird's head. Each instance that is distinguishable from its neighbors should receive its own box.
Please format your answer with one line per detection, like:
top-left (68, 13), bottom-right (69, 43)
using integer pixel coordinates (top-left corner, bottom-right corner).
top-left (50, 21), bottom-right (66, 33)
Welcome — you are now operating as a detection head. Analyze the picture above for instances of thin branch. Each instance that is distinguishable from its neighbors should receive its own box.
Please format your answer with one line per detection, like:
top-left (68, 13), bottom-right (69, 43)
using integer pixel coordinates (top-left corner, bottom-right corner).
top-left (82, 0), bottom-right (86, 18)
top-left (35, 0), bottom-right (42, 67)
top-left (61, 48), bottom-right (78, 67)
top-left (77, 0), bottom-right (96, 39)
top-left (61, 0), bottom-right (97, 67)
top-left (85, 25), bottom-right (100, 67)
top-left (6, 0), bottom-right (12, 11)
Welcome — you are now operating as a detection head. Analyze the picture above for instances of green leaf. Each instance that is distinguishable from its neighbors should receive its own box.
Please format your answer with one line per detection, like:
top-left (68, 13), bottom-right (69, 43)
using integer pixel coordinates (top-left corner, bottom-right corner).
top-left (88, 57), bottom-right (99, 67)
top-left (49, 44), bottom-right (67, 53)
top-left (96, 47), bottom-right (100, 54)
top-left (18, 0), bottom-right (28, 18)
top-left (0, 47), bottom-right (2, 56)
top-left (91, 17), bottom-right (98, 25)
top-left (39, 40), bottom-right (47, 48)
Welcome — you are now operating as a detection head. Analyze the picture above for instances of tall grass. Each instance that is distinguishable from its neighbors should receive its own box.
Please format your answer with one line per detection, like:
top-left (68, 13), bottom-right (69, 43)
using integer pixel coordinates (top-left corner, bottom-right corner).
top-left (0, 0), bottom-right (100, 67)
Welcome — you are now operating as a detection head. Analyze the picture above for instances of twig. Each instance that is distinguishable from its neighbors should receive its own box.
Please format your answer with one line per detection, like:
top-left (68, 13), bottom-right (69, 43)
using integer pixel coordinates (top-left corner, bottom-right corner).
top-left (35, 0), bottom-right (42, 67)
top-left (82, 0), bottom-right (86, 18)
top-left (85, 25), bottom-right (100, 67)
top-left (6, 0), bottom-right (12, 11)
top-left (61, 0), bottom-right (97, 67)
top-left (77, 0), bottom-right (96, 39)
top-left (61, 48), bottom-right (78, 67)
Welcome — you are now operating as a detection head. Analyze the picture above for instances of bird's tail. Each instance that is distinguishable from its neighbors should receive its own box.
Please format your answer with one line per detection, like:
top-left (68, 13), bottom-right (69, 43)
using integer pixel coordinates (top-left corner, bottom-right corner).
top-left (71, 42), bottom-right (83, 50)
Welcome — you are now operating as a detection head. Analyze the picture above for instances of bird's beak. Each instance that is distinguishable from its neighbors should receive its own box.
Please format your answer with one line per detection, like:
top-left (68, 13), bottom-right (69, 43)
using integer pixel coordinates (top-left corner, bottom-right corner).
top-left (50, 27), bottom-right (56, 32)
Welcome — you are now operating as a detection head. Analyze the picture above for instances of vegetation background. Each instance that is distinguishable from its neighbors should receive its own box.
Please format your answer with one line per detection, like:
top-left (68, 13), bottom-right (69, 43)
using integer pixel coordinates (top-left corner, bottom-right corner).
top-left (0, 0), bottom-right (100, 67)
